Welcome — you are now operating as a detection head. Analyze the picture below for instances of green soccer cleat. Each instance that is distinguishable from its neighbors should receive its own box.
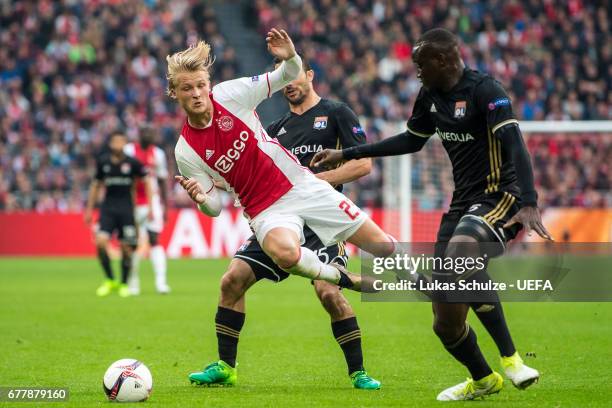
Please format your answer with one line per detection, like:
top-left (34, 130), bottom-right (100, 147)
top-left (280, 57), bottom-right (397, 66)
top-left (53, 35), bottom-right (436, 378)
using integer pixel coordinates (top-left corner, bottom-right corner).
top-left (189, 361), bottom-right (237, 386)
top-left (437, 371), bottom-right (503, 401)
top-left (96, 279), bottom-right (117, 297)
top-left (118, 284), bottom-right (131, 298)
top-left (350, 370), bottom-right (381, 390)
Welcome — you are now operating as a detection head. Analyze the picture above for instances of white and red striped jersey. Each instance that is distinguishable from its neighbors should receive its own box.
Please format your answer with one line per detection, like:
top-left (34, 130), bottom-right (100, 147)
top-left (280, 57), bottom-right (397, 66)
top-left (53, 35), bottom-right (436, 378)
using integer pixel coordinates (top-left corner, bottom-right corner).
top-left (174, 55), bottom-right (309, 218)
top-left (124, 142), bottom-right (168, 205)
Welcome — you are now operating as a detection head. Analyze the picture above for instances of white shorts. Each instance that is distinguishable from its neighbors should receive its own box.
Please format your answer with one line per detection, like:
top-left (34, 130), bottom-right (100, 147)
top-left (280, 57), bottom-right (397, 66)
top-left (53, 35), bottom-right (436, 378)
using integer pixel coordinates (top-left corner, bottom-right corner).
top-left (249, 175), bottom-right (368, 247)
top-left (135, 199), bottom-right (164, 233)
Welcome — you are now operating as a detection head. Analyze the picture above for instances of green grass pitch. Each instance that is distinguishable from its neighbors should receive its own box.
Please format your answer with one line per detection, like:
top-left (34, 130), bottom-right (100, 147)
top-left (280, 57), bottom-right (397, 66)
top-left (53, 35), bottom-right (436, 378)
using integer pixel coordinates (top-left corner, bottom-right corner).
top-left (1, 257), bottom-right (611, 407)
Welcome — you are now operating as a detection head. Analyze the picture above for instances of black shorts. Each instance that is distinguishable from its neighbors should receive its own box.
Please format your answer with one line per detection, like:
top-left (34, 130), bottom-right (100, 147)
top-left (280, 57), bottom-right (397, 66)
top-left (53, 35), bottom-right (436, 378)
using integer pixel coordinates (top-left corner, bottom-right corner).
top-left (431, 192), bottom-right (522, 302)
top-left (435, 191), bottom-right (522, 258)
top-left (234, 226), bottom-right (348, 283)
top-left (98, 206), bottom-right (137, 245)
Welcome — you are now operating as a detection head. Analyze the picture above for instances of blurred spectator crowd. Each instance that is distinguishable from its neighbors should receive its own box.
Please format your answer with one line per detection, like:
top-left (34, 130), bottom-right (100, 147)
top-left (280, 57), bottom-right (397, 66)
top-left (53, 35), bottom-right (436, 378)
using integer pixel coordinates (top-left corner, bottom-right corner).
top-left (0, 0), bottom-right (239, 212)
top-left (256, 0), bottom-right (611, 121)
top-left (0, 0), bottom-right (610, 212)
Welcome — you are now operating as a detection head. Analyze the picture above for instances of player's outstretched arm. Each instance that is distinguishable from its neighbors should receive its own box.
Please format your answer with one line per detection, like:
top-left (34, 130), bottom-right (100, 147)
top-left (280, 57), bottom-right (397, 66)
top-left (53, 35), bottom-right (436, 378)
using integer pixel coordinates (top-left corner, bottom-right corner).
top-left (498, 125), bottom-right (553, 241)
top-left (266, 28), bottom-right (296, 63)
top-left (214, 28), bottom-right (301, 110)
top-left (263, 28), bottom-right (302, 94)
top-left (315, 158), bottom-right (371, 186)
top-left (311, 130), bottom-right (428, 169)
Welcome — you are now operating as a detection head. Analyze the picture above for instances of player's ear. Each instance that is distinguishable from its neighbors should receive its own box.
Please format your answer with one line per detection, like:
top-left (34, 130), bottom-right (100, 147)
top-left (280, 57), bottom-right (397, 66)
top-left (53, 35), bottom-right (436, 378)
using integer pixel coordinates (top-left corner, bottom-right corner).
top-left (306, 69), bottom-right (314, 82)
top-left (168, 88), bottom-right (176, 99)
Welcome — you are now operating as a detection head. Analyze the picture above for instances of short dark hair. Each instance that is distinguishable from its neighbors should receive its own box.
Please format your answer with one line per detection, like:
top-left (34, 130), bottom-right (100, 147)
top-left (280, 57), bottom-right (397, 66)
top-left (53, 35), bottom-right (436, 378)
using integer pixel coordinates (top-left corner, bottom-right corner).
top-left (109, 129), bottom-right (127, 140)
top-left (416, 28), bottom-right (458, 50)
top-left (274, 54), bottom-right (311, 72)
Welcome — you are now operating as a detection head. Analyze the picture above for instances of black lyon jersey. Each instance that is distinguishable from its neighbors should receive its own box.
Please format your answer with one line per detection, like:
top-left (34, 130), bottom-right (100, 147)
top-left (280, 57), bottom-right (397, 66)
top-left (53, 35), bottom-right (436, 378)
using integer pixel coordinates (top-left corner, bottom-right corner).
top-left (95, 154), bottom-right (147, 208)
top-left (266, 98), bottom-right (367, 192)
top-left (407, 68), bottom-right (521, 207)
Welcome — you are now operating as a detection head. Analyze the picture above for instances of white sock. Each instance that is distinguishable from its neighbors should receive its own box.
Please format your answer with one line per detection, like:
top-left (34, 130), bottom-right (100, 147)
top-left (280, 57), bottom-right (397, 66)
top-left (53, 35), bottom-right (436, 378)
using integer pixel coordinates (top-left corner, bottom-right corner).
top-left (281, 247), bottom-right (340, 283)
top-left (150, 245), bottom-right (168, 288)
top-left (128, 252), bottom-right (140, 291)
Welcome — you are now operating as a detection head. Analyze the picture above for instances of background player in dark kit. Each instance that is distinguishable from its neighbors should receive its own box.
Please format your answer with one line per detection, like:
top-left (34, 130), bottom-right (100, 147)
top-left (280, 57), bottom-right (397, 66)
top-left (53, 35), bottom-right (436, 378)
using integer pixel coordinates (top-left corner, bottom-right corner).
top-left (188, 57), bottom-right (381, 389)
top-left (311, 28), bottom-right (553, 401)
top-left (84, 131), bottom-right (152, 298)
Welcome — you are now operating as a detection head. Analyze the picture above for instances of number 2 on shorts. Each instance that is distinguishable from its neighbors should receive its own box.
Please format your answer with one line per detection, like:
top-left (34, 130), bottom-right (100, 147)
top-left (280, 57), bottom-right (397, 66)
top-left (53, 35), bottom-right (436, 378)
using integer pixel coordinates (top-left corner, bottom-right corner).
top-left (339, 200), bottom-right (360, 220)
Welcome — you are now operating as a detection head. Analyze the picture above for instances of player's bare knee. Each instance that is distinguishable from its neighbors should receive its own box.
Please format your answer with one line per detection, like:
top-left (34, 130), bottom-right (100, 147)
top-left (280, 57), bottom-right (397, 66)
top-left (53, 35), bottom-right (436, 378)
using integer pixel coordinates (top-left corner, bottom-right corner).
top-left (95, 234), bottom-right (109, 249)
top-left (220, 262), bottom-right (253, 300)
top-left (263, 230), bottom-right (301, 269)
top-left (266, 241), bottom-right (300, 269)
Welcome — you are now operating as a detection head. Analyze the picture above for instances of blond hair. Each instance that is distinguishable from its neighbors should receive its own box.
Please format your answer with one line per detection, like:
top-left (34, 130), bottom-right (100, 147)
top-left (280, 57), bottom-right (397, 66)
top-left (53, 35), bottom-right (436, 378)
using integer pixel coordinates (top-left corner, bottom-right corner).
top-left (166, 41), bottom-right (215, 95)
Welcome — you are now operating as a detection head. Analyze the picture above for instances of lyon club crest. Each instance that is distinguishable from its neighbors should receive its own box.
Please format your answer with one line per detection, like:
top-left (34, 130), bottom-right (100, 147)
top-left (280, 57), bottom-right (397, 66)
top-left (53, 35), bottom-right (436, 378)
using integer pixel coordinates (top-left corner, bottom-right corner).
top-left (217, 115), bottom-right (234, 131)
top-left (454, 101), bottom-right (466, 118)
top-left (313, 116), bottom-right (328, 130)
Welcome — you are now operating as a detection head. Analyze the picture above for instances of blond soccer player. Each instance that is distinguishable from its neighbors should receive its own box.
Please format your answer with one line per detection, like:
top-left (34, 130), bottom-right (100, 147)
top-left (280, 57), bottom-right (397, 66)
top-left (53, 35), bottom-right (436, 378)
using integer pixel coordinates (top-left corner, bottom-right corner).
top-left (168, 29), bottom-right (395, 386)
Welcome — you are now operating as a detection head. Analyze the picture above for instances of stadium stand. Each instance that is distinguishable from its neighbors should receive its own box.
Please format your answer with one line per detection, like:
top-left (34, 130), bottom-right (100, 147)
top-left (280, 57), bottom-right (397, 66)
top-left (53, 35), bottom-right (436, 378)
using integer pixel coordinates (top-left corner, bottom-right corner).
top-left (0, 0), bottom-right (610, 212)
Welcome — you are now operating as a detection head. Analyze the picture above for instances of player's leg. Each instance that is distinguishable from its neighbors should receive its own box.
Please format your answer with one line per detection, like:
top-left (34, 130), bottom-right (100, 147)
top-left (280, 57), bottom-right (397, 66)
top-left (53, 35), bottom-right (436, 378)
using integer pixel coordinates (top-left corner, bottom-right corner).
top-left (117, 212), bottom-right (138, 297)
top-left (457, 198), bottom-right (539, 388)
top-left (128, 206), bottom-right (148, 295)
top-left (190, 258), bottom-right (257, 386)
top-left (344, 217), bottom-right (396, 257)
top-left (148, 200), bottom-right (169, 294)
top-left (309, 239), bottom-right (380, 389)
top-left (95, 210), bottom-right (117, 296)
top-left (94, 231), bottom-right (116, 296)
top-left (313, 280), bottom-right (381, 390)
top-left (258, 226), bottom-right (366, 290)
top-left (249, 179), bottom-right (378, 291)
top-left (216, 258), bottom-right (257, 365)
top-left (148, 230), bottom-right (169, 293)
top-left (435, 234), bottom-right (503, 401)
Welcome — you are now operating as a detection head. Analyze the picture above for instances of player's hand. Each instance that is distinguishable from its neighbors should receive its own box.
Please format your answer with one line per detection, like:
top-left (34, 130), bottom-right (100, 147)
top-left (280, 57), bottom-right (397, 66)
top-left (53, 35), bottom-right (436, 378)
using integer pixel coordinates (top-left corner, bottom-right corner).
top-left (310, 149), bottom-right (344, 169)
top-left (504, 206), bottom-right (554, 241)
top-left (147, 205), bottom-right (154, 221)
top-left (84, 208), bottom-right (93, 225)
top-left (266, 28), bottom-right (296, 61)
top-left (175, 175), bottom-right (207, 205)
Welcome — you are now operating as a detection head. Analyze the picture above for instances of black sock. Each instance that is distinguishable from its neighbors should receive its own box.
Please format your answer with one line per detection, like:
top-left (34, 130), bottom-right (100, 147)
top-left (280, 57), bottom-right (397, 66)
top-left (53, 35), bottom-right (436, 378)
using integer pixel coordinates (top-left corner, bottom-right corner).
top-left (443, 324), bottom-right (492, 381)
top-left (120, 255), bottom-right (131, 284)
top-left (97, 247), bottom-right (113, 280)
top-left (332, 317), bottom-right (364, 375)
top-left (216, 307), bottom-right (245, 368)
top-left (471, 301), bottom-right (516, 357)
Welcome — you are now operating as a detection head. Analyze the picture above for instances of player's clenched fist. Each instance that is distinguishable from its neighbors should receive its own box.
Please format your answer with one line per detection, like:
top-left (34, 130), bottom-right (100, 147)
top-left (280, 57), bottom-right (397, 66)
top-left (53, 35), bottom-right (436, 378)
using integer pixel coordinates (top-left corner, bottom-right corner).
top-left (310, 148), bottom-right (345, 169)
top-left (175, 175), bottom-right (207, 205)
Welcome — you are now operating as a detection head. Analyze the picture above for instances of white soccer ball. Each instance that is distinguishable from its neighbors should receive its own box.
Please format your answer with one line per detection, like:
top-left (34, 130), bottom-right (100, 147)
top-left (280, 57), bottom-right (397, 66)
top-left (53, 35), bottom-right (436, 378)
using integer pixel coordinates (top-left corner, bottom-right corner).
top-left (103, 359), bottom-right (153, 402)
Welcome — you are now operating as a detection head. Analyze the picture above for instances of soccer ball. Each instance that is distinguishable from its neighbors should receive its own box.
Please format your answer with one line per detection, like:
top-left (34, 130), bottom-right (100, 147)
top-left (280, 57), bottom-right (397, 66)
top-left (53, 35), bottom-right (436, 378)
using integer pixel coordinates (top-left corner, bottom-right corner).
top-left (103, 359), bottom-right (153, 402)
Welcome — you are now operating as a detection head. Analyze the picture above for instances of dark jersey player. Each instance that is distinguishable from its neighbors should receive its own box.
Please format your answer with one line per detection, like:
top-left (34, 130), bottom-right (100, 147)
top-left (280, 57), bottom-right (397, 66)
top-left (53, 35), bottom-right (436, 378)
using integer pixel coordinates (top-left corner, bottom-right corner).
top-left (312, 28), bottom-right (552, 401)
top-left (187, 58), bottom-right (381, 390)
top-left (84, 131), bottom-right (152, 298)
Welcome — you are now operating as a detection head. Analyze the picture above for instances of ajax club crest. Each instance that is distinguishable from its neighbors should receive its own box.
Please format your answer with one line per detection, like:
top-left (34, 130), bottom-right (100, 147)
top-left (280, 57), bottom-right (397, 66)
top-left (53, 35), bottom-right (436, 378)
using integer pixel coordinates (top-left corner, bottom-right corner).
top-left (217, 115), bottom-right (234, 131)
